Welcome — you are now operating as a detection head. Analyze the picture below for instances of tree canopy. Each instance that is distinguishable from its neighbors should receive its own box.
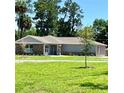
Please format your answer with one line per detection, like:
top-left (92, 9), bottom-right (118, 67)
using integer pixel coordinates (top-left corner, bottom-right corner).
top-left (93, 19), bottom-right (108, 45)
top-left (15, 0), bottom-right (32, 38)
top-left (33, 0), bottom-right (83, 37)
top-left (58, 0), bottom-right (83, 36)
top-left (15, 0), bottom-right (108, 43)
top-left (34, 0), bottom-right (61, 36)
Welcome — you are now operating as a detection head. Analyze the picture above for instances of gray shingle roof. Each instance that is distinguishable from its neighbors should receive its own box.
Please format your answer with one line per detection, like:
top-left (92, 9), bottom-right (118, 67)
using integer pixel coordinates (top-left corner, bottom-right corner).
top-left (57, 37), bottom-right (82, 44)
top-left (16, 35), bottom-right (107, 46)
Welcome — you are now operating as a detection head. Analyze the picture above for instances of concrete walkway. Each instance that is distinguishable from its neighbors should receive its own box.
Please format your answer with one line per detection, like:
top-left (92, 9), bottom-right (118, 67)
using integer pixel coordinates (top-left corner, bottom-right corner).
top-left (15, 60), bottom-right (108, 63)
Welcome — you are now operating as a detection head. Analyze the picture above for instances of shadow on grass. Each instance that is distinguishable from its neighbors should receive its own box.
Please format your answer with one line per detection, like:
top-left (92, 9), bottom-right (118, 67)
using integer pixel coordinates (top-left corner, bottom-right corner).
top-left (101, 71), bottom-right (108, 75)
top-left (80, 82), bottom-right (108, 90)
top-left (90, 71), bottom-right (108, 77)
top-left (71, 66), bottom-right (95, 69)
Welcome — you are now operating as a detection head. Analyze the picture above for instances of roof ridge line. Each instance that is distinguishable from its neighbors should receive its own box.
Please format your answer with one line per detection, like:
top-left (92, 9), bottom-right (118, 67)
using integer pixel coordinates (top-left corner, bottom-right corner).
top-left (28, 35), bottom-right (45, 43)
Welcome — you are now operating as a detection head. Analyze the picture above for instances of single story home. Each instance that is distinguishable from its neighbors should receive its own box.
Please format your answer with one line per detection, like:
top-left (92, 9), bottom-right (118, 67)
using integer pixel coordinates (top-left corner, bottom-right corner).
top-left (15, 35), bottom-right (107, 56)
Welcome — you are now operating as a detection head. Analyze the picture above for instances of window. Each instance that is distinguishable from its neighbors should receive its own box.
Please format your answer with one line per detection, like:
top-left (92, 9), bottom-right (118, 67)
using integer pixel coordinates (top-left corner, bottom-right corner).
top-left (25, 45), bottom-right (33, 48)
top-left (24, 45), bottom-right (33, 53)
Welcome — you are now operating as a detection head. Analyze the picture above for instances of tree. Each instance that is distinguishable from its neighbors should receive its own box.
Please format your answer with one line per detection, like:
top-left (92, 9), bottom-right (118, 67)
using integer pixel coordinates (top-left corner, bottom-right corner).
top-left (57, 19), bottom-right (71, 36)
top-left (25, 27), bottom-right (37, 36)
top-left (79, 26), bottom-right (95, 68)
top-left (15, 0), bottom-right (32, 38)
top-left (58, 0), bottom-right (83, 37)
top-left (33, 0), bottom-right (83, 37)
top-left (34, 0), bottom-right (61, 36)
top-left (17, 14), bottom-right (32, 38)
top-left (15, 30), bottom-right (19, 40)
top-left (15, 27), bottom-right (37, 40)
top-left (93, 19), bottom-right (108, 45)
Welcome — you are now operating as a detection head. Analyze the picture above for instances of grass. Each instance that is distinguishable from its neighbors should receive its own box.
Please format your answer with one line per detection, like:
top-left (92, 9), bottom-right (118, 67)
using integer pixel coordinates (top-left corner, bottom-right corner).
top-left (16, 55), bottom-right (108, 61)
top-left (16, 62), bottom-right (108, 93)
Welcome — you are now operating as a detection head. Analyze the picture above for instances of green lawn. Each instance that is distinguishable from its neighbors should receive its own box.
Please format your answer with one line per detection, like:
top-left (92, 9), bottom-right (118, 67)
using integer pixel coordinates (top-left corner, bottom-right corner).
top-left (16, 62), bottom-right (108, 93)
top-left (16, 55), bottom-right (108, 61)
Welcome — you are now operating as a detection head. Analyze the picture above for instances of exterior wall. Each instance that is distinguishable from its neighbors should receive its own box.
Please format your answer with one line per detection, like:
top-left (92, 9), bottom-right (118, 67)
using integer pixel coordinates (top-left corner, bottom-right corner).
top-left (15, 44), bottom-right (24, 54)
top-left (16, 43), bottom-right (106, 56)
top-left (63, 44), bottom-right (82, 52)
top-left (62, 44), bottom-right (96, 55)
top-left (32, 44), bottom-right (43, 55)
top-left (105, 48), bottom-right (108, 56)
top-left (62, 44), bottom-right (81, 55)
top-left (96, 45), bottom-right (106, 56)
top-left (16, 44), bottom-right (43, 55)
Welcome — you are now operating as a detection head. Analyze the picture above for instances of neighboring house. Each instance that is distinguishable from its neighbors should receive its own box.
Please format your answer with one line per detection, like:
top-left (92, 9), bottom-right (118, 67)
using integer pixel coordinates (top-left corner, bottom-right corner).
top-left (15, 35), bottom-right (107, 56)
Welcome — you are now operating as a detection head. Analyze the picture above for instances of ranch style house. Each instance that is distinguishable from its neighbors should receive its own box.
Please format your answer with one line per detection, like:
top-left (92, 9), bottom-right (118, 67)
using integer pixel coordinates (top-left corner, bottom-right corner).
top-left (15, 35), bottom-right (107, 56)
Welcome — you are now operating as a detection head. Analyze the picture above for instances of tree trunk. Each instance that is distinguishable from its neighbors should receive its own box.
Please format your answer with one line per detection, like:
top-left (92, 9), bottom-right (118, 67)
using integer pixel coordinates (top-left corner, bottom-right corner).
top-left (20, 30), bottom-right (23, 39)
top-left (20, 28), bottom-right (23, 38)
top-left (85, 55), bottom-right (87, 68)
top-left (72, 18), bottom-right (75, 34)
top-left (18, 29), bottom-right (20, 39)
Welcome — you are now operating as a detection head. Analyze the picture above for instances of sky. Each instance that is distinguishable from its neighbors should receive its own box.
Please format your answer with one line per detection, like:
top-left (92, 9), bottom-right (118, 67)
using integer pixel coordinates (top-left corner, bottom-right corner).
top-left (74, 0), bottom-right (108, 26)
top-left (15, 0), bottom-right (108, 29)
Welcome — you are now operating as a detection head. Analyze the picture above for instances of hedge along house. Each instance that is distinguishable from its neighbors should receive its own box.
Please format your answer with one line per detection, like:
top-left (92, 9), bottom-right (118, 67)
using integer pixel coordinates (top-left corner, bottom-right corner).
top-left (15, 35), bottom-right (107, 56)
